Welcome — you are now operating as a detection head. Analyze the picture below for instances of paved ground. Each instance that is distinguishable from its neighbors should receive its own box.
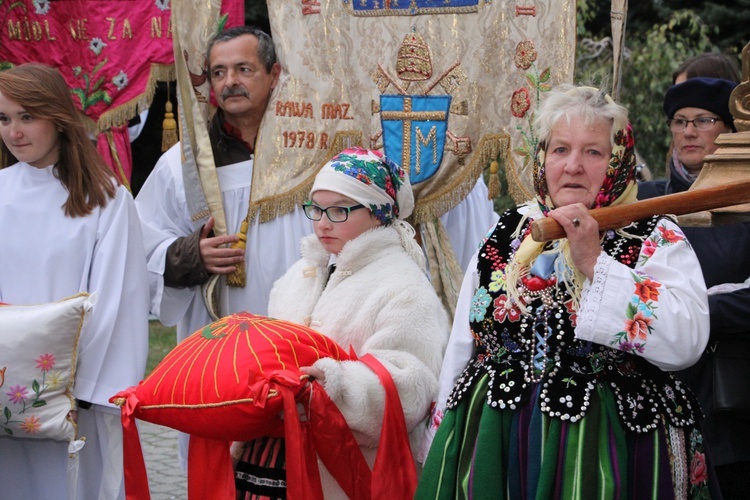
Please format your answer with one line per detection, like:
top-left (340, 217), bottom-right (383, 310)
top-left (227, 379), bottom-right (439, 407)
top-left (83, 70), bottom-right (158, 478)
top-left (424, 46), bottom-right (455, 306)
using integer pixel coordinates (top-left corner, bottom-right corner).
top-left (140, 420), bottom-right (188, 499)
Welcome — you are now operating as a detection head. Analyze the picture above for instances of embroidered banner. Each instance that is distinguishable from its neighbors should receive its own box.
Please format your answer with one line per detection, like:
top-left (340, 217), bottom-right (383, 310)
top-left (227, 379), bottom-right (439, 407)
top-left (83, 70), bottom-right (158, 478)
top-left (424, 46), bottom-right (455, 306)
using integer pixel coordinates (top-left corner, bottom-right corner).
top-left (0, 0), bottom-right (176, 133)
top-left (253, 0), bottom-right (576, 223)
top-left (0, 0), bottom-right (243, 184)
top-left (171, 0), bottom-right (247, 237)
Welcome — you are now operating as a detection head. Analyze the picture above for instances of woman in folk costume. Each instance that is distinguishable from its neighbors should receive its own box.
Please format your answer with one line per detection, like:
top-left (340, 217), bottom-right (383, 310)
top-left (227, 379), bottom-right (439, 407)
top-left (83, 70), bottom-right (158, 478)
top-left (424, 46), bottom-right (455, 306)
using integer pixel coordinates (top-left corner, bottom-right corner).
top-left (0, 63), bottom-right (149, 499)
top-left (233, 147), bottom-right (450, 499)
top-left (416, 85), bottom-right (714, 499)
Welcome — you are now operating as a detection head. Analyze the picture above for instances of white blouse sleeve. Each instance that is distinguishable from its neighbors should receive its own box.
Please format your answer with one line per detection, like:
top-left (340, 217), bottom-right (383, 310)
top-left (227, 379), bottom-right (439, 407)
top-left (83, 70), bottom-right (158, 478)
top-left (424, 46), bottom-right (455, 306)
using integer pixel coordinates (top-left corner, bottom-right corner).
top-left (575, 218), bottom-right (709, 371)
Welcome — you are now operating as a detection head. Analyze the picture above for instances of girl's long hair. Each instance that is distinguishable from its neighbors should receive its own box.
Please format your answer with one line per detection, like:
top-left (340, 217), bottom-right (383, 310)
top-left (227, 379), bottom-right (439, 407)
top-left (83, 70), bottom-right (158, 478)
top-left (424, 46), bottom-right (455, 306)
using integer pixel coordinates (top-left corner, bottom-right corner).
top-left (0, 63), bottom-right (117, 217)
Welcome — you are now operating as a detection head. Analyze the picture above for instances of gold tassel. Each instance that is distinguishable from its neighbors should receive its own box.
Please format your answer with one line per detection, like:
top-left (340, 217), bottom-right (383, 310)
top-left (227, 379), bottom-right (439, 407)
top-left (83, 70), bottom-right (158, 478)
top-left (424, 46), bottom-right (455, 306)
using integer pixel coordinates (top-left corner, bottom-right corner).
top-left (161, 100), bottom-right (178, 152)
top-left (487, 159), bottom-right (501, 199)
top-left (226, 219), bottom-right (249, 287)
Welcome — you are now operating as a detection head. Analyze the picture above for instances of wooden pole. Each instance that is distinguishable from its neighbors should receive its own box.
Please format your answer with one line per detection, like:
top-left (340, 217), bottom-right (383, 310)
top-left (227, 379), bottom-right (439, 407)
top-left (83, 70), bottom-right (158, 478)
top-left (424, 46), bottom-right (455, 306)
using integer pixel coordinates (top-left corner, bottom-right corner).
top-left (530, 179), bottom-right (750, 242)
top-left (610, 0), bottom-right (628, 102)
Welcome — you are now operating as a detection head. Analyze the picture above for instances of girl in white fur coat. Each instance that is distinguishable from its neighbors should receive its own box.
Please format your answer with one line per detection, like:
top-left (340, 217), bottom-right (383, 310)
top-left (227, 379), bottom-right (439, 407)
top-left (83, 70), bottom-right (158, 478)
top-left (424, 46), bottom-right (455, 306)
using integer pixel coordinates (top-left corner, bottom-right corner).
top-left (233, 148), bottom-right (450, 499)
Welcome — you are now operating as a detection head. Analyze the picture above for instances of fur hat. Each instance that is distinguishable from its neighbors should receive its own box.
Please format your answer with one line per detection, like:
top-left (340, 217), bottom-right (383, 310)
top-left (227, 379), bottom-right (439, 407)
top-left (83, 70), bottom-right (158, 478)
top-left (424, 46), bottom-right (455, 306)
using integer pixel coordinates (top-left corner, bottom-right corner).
top-left (663, 77), bottom-right (737, 129)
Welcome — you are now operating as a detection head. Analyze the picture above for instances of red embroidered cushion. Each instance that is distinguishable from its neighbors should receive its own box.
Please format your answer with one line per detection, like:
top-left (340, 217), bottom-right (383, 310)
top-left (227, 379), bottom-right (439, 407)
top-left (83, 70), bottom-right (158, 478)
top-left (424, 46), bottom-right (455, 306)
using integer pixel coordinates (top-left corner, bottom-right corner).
top-left (111, 312), bottom-right (364, 500)
top-left (112, 312), bottom-right (350, 440)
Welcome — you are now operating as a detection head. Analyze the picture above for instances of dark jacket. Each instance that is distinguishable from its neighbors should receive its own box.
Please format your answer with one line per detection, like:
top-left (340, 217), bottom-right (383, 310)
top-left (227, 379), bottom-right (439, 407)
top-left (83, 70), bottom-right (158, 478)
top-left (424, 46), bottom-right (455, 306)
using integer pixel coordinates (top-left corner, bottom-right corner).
top-left (638, 164), bottom-right (750, 466)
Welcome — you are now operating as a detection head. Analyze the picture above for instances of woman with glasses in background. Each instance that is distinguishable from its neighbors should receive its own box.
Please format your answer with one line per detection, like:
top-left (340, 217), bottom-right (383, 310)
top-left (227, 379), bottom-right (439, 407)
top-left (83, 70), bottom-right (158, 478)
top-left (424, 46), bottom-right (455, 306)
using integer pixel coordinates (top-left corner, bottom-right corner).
top-left (232, 147), bottom-right (450, 499)
top-left (638, 77), bottom-right (736, 199)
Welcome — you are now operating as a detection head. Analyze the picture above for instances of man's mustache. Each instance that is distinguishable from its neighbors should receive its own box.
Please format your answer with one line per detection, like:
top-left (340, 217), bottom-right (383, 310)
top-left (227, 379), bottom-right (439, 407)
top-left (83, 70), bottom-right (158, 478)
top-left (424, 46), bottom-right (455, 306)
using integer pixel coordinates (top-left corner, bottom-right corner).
top-left (221, 87), bottom-right (249, 99)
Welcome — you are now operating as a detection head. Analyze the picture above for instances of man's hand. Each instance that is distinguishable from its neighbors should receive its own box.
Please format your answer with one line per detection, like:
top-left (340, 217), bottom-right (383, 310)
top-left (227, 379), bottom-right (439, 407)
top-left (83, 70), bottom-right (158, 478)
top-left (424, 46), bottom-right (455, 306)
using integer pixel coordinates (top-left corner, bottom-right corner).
top-left (199, 217), bottom-right (245, 275)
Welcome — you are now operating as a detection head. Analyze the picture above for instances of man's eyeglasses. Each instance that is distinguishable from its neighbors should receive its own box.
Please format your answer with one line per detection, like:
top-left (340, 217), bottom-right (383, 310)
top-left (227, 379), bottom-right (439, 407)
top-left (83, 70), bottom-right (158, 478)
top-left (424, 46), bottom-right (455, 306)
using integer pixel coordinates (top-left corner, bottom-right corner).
top-left (302, 202), bottom-right (366, 223)
top-left (667, 116), bottom-right (721, 133)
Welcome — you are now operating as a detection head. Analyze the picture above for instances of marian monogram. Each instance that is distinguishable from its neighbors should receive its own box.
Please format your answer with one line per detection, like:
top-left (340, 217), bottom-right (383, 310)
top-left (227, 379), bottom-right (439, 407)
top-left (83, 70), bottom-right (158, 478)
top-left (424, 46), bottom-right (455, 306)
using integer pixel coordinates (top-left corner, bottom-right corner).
top-left (373, 32), bottom-right (470, 183)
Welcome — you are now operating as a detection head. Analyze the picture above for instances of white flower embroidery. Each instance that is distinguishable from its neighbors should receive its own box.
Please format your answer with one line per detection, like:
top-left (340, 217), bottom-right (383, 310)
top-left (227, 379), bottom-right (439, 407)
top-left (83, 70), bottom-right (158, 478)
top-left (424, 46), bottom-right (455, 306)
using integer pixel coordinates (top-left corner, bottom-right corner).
top-left (112, 71), bottom-right (128, 90)
top-left (155, 0), bottom-right (170, 11)
top-left (89, 38), bottom-right (106, 56)
top-left (33, 0), bottom-right (51, 15)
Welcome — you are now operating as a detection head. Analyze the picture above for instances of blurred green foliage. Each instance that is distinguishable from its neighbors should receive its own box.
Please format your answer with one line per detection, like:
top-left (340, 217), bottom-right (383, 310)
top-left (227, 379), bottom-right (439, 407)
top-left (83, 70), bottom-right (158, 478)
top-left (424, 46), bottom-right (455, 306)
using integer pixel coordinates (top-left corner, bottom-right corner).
top-left (575, 2), bottom-right (720, 178)
top-left (147, 321), bottom-right (177, 375)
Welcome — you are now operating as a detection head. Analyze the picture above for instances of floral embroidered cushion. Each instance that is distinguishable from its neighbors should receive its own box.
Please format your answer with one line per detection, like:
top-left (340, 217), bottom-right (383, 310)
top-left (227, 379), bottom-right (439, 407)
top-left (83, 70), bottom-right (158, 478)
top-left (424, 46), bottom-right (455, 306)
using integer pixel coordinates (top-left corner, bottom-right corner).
top-left (0, 293), bottom-right (91, 442)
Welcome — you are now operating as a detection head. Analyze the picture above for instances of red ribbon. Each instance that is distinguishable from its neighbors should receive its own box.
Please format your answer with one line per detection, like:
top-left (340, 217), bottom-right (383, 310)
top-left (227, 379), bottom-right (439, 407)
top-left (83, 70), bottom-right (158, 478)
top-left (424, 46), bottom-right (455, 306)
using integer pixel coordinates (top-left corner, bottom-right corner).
top-left (113, 354), bottom-right (417, 500)
top-left (308, 381), bottom-right (372, 498)
top-left (360, 354), bottom-right (418, 498)
top-left (187, 436), bottom-right (235, 500)
top-left (280, 383), bottom-right (324, 500)
top-left (111, 389), bottom-right (151, 500)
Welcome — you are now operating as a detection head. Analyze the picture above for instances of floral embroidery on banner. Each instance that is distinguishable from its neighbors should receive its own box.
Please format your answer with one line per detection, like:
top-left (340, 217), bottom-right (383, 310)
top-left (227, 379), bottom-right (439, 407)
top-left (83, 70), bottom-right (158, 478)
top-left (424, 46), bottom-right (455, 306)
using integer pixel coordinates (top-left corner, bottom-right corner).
top-left (511, 39), bottom-right (551, 169)
top-left (511, 88), bottom-right (531, 118)
top-left (32, 0), bottom-right (51, 15)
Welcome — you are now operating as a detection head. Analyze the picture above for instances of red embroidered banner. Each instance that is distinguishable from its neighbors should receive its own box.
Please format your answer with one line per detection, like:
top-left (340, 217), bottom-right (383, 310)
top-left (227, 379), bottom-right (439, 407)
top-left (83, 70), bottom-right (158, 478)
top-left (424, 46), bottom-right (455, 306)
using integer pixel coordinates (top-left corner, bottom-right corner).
top-left (0, 0), bottom-right (243, 183)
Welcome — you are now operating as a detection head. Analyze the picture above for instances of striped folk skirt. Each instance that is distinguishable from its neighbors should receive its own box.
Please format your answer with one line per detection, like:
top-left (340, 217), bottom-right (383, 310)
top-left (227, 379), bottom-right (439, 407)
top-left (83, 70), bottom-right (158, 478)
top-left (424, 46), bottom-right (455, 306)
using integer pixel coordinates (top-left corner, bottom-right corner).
top-left (235, 436), bottom-right (287, 500)
top-left (416, 375), bottom-right (713, 499)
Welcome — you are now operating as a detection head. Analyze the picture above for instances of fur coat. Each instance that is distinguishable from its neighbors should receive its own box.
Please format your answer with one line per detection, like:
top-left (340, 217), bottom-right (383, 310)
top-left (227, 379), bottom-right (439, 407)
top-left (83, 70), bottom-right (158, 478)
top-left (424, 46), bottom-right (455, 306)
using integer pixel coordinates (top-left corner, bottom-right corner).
top-left (267, 224), bottom-right (450, 497)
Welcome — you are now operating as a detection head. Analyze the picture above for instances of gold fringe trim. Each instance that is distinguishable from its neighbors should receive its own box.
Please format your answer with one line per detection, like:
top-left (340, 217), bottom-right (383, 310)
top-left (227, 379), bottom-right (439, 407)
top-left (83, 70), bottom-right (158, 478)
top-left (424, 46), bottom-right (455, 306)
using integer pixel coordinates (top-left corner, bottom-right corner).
top-left (81, 63), bottom-right (175, 134)
top-left (250, 176), bottom-right (317, 225)
top-left (248, 132), bottom-right (517, 226)
top-left (410, 133), bottom-right (511, 225)
top-left (422, 218), bottom-right (463, 317)
top-left (504, 145), bottom-right (535, 204)
top-left (226, 220), bottom-right (248, 287)
top-left (343, 4), bottom-right (479, 16)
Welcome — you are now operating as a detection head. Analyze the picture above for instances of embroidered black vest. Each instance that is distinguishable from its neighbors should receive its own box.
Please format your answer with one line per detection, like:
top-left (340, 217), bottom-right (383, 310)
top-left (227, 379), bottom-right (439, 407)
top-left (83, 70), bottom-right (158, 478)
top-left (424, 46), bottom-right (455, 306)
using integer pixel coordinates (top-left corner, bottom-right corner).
top-left (446, 209), bottom-right (701, 433)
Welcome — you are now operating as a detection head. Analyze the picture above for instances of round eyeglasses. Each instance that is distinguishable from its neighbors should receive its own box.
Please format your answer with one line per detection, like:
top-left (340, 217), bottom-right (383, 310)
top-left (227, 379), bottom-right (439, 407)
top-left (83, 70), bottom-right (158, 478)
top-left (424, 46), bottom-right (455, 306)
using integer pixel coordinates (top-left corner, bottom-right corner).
top-left (667, 116), bottom-right (720, 133)
top-left (302, 202), bottom-right (366, 223)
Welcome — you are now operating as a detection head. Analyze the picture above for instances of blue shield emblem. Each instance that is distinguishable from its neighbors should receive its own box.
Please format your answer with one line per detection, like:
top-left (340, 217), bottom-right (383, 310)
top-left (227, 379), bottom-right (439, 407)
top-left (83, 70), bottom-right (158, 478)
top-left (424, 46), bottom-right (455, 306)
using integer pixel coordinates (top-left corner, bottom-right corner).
top-left (380, 94), bottom-right (452, 184)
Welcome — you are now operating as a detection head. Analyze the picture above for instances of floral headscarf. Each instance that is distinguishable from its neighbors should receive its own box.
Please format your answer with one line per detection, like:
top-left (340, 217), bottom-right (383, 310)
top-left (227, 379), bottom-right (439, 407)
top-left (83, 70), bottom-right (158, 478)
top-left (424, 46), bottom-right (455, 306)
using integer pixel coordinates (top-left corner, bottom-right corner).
top-left (507, 99), bottom-right (639, 313)
top-left (311, 147), bottom-right (414, 225)
top-left (310, 147), bottom-right (425, 269)
top-left (533, 121), bottom-right (638, 214)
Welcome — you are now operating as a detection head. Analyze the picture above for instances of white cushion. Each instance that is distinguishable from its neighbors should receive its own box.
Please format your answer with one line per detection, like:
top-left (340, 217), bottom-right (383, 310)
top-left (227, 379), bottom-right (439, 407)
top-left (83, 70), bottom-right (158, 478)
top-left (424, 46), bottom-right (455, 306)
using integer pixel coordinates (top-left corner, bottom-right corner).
top-left (0, 293), bottom-right (92, 442)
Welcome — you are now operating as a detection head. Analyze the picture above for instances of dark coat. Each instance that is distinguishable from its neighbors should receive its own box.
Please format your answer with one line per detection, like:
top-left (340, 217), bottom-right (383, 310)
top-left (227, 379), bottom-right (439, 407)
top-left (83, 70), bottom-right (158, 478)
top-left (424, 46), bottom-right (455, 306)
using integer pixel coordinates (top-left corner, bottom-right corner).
top-left (638, 167), bottom-right (750, 466)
